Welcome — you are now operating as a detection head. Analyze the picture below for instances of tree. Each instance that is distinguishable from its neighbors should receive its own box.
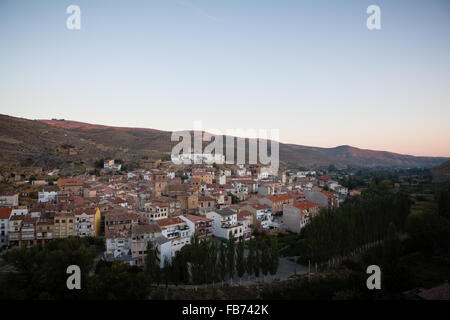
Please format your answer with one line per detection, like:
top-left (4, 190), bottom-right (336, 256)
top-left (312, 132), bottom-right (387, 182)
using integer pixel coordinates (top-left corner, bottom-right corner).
top-left (145, 241), bottom-right (158, 281)
top-left (94, 158), bottom-right (105, 169)
top-left (437, 187), bottom-right (450, 220)
top-left (257, 237), bottom-right (271, 280)
top-left (226, 236), bottom-right (236, 284)
top-left (246, 239), bottom-right (255, 280)
top-left (89, 260), bottom-right (151, 299)
top-left (254, 239), bottom-right (261, 278)
top-left (208, 241), bottom-right (218, 285)
top-left (268, 237), bottom-right (280, 276)
top-left (218, 242), bottom-right (227, 285)
top-left (236, 237), bottom-right (246, 282)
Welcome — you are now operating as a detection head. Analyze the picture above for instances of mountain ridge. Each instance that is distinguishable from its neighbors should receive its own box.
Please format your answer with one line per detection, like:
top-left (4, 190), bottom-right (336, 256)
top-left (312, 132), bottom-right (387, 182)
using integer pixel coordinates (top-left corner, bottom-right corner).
top-left (0, 114), bottom-right (447, 170)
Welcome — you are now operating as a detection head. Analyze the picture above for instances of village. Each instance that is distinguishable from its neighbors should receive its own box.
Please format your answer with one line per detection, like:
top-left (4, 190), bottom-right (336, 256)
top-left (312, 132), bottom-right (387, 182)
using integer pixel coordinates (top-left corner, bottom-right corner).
top-left (0, 157), bottom-right (349, 270)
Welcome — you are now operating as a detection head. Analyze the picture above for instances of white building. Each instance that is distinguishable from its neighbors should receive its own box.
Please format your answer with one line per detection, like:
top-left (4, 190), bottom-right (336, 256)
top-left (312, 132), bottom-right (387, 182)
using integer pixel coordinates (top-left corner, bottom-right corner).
top-left (154, 236), bottom-right (172, 268)
top-left (74, 208), bottom-right (96, 237)
top-left (207, 208), bottom-right (243, 241)
top-left (218, 174), bottom-right (227, 185)
top-left (105, 229), bottom-right (132, 260)
top-left (156, 217), bottom-right (192, 256)
top-left (104, 159), bottom-right (122, 171)
top-left (38, 188), bottom-right (58, 203)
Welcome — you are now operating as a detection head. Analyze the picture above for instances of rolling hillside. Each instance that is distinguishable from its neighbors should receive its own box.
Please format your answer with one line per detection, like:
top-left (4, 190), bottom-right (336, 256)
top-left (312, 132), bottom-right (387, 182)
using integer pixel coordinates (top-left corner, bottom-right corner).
top-left (0, 114), bottom-right (447, 170)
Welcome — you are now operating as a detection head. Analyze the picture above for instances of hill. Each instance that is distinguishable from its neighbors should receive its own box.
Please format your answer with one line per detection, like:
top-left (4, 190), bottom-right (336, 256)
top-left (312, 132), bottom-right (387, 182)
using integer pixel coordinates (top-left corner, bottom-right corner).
top-left (0, 114), bottom-right (447, 171)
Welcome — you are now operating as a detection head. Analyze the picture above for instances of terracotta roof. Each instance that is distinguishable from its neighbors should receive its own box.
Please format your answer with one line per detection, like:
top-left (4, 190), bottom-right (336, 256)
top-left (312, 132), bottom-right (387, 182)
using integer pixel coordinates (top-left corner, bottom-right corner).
top-left (156, 217), bottom-right (186, 228)
top-left (293, 201), bottom-right (320, 211)
top-left (74, 208), bottom-right (97, 215)
top-left (266, 194), bottom-right (293, 202)
top-left (0, 208), bottom-right (12, 219)
top-left (132, 223), bottom-right (161, 234)
top-left (58, 178), bottom-right (84, 187)
top-left (320, 190), bottom-right (337, 199)
top-left (182, 214), bottom-right (213, 224)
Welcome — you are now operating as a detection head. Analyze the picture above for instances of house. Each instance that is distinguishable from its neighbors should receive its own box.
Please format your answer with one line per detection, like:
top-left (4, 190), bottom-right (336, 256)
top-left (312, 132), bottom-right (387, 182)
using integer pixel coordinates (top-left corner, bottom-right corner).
top-left (104, 159), bottom-right (122, 171)
top-left (0, 192), bottom-right (19, 207)
top-left (317, 175), bottom-right (330, 187)
top-left (57, 178), bottom-right (84, 197)
top-left (241, 203), bottom-right (273, 229)
top-left (19, 215), bottom-right (39, 247)
top-left (54, 212), bottom-right (76, 238)
top-left (237, 213), bottom-right (252, 241)
top-left (304, 187), bottom-right (339, 208)
top-left (218, 174), bottom-right (227, 185)
top-left (131, 223), bottom-right (162, 267)
top-left (198, 196), bottom-right (216, 215)
top-left (8, 214), bottom-right (23, 247)
top-left (154, 235), bottom-right (172, 268)
top-left (105, 211), bottom-right (139, 232)
top-left (144, 202), bottom-right (169, 221)
top-left (257, 183), bottom-right (274, 196)
top-left (283, 201), bottom-right (320, 233)
top-left (260, 194), bottom-right (294, 214)
top-left (0, 208), bottom-right (12, 248)
top-left (105, 228), bottom-right (132, 262)
top-left (156, 217), bottom-right (192, 256)
top-left (192, 172), bottom-right (213, 185)
top-left (74, 207), bottom-right (101, 237)
top-left (36, 215), bottom-right (54, 245)
top-left (206, 208), bottom-right (243, 241)
top-left (38, 186), bottom-right (58, 203)
top-left (179, 214), bottom-right (213, 241)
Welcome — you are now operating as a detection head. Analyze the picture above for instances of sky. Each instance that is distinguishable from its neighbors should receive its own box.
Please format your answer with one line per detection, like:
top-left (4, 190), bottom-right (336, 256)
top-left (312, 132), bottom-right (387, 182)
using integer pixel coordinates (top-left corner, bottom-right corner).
top-left (0, 0), bottom-right (449, 157)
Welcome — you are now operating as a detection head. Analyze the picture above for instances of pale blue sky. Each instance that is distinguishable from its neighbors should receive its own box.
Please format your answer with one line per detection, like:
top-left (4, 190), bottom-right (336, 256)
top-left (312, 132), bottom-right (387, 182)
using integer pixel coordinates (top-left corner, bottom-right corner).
top-left (0, 0), bottom-right (449, 156)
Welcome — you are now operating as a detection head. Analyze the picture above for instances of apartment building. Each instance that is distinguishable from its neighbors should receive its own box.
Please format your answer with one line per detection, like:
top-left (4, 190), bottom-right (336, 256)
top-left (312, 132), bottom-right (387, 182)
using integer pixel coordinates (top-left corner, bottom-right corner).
top-left (105, 211), bottom-right (139, 232)
top-left (19, 215), bottom-right (39, 246)
top-left (54, 212), bottom-right (75, 238)
top-left (260, 194), bottom-right (294, 214)
top-left (207, 208), bottom-right (243, 241)
top-left (36, 213), bottom-right (55, 245)
top-left (131, 223), bottom-right (162, 267)
top-left (105, 228), bottom-right (132, 262)
top-left (198, 196), bottom-right (216, 215)
top-left (74, 208), bottom-right (101, 237)
top-left (156, 217), bottom-right (192, 256)
top-left (57, 178), bottom-right (84, 197)
top-left (8, 214), bottom-right (23, 246)
top-left (179, 214), bottom-right (213, 241)
top-left (0, 208), bottom-right (12, 248)
top-left (283, 201), bottom-right (320, 233)
top-left (0, 192), bottom-right (19, 207)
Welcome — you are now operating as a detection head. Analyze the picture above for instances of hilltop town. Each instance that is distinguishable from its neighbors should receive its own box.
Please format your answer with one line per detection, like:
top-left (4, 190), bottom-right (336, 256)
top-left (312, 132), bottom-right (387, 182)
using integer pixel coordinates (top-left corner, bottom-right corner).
top-left (0, 157), bottom-right (348, 267)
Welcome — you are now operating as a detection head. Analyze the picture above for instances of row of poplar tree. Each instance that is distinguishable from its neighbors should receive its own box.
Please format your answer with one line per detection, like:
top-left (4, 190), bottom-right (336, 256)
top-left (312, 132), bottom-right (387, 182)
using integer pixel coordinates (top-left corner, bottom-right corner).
top-left (145, 235), bottom-right (280, 286)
